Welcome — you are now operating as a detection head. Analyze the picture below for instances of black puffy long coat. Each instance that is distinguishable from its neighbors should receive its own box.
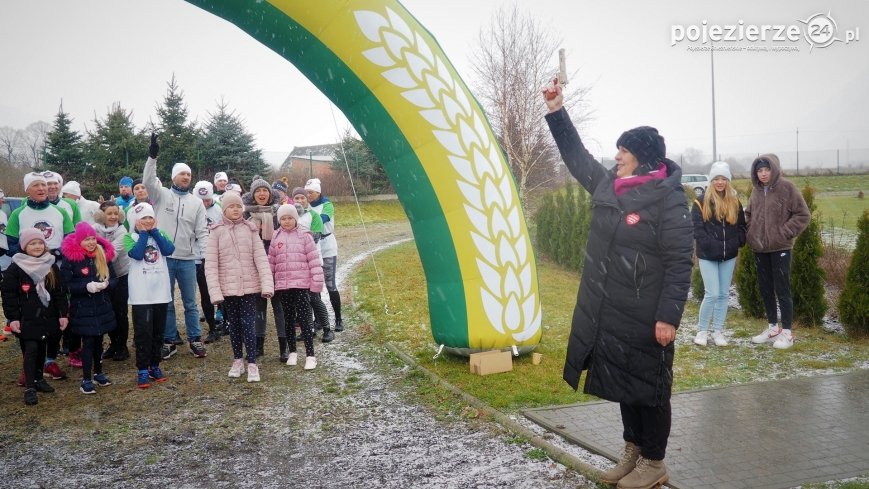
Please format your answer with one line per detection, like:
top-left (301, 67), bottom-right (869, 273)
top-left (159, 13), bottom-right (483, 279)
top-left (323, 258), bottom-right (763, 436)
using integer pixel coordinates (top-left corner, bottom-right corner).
top-left (1, 263), bottom-right (68, 340)
top-left (691, 193), bottom-right (746, 262)
top-left (61, 256), bottom-right (118, 337)
top-left (546, 108), bottom-right (693, 407)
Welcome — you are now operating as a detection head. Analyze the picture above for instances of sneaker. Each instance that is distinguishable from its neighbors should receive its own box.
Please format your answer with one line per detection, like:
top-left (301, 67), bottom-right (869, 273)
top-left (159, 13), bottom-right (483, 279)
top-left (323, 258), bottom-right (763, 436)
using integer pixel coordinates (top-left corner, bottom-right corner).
top-left (93, 373), bottom-right (112, 386)
top-left (34, 378), bottom-right (55, 393)
top-left (334, 319), bottom-right (344, 332)
top-left (247, 363), bottom-right (260, 382)
top-left (773, 329), bottom-right (794, 349)
top-left (711, 331), bottom-right (729, 346)
top-left (80, 380), bottom-right (96, 394)
top-left (321, 329), bottom-right (335, 343)
top-left (44, 361), bottom-right (68, 380)
top-left (189, 340), bottom-right (207, 358)
top-left (204, 330), bottom-right (221, 344)
top-left (112, 347), bottom-right (130, 361)
top-left (149, 366), bottom-right (168, 383)
top-left (16, 370), bottom-right (26, 387)
top-left (693, 331), bottom-right (708, 346)
top-left (170, 335), bottom-right (184, 345)
top-left (752, 324), bottom-right (782, 344)
top-left (228, 359), bottom-right (245, 378)
top-left (304, 356), bottom-right (317, 370)
top-left (68, 349), bottom-right (83, 368)
top-left (286, 352), bottom-right (298, 366)
top-left (24, 388), bottom-right (38, 406)
top-left (161, 343), bottom-right (177, 359)
top-left (137, 370), bottom-right (151, 389)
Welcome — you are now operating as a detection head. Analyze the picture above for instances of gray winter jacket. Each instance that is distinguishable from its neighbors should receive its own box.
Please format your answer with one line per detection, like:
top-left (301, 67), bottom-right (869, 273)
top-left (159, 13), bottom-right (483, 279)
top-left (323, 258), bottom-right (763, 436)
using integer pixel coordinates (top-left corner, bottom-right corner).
top-left (143, 157), bottom-right (208, 260)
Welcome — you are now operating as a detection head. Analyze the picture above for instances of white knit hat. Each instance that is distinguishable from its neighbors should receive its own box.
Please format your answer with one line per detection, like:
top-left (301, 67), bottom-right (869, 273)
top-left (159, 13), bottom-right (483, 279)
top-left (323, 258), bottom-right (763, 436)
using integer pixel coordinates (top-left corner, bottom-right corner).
top-left (42, 171), bottom-right (63, 186)
top-left (129, 202), bottom-right (156, 224)
top-left (304, 178), bottom-right (321, 194)
top-left (277, 203), bottom-right (300, 222)
top-left (23, 172), bottom-right (48, 191)
top-left (708, 161), bottom-right (732, 181)
top-left (214, 171), bottom-right (228, 184)
top-left (193, 181), bottom-right (214, 200)
top-left (61, 181), bottom-right (82, 198)
top-left (171, 162), bottom-right (192, 180)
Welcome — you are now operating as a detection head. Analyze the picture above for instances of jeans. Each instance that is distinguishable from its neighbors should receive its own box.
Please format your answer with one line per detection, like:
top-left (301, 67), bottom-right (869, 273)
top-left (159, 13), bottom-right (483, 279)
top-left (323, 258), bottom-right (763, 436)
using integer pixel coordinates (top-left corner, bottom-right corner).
top-left (755, 250), bottom-right (793, 329)
top-left (697, 258), bottom-right (736, 332)
top-left (164, 258), bottom-right (201, 342)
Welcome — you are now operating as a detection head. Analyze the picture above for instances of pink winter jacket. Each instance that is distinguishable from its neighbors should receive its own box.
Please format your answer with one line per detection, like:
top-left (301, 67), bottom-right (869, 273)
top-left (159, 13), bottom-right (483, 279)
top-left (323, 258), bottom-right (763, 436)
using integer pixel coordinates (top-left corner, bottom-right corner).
top-left (205, 218), bottom-right (274, 304)
top-left (268, 227), bottom-right (324, 293)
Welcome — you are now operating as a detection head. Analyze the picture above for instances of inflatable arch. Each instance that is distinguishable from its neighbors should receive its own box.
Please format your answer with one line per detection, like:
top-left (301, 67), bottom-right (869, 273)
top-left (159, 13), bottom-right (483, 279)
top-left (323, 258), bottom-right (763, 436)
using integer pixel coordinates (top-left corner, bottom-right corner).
top-left (187, 0), bottom-right (541, 354)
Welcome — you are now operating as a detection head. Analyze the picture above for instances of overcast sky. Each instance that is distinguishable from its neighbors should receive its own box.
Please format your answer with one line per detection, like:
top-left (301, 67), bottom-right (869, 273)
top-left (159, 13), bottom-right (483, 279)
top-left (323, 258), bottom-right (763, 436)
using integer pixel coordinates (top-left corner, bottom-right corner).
top-left (1, 0), bottom-right (867, 168)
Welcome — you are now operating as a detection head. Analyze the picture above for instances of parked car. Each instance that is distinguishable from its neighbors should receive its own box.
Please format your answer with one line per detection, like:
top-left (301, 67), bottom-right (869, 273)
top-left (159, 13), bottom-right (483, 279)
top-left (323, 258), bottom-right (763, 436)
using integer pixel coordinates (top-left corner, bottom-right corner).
top-left (681, 174), bottom-right (710, 197)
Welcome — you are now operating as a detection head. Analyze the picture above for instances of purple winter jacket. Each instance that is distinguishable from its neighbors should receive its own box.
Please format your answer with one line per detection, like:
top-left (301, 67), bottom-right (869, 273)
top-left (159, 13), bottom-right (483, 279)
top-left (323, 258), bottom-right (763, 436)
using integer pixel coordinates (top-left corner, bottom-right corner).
top-left (267, 227), bottom-right (324, 293)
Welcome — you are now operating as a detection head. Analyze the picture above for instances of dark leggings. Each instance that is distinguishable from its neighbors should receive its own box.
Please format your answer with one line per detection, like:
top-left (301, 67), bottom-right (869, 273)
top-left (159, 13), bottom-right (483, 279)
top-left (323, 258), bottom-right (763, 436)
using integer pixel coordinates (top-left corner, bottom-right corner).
top-left (108, 275), bottom-right (130, 350)
top-left (195, 262), bottom-right (215, 332)
top-left (310, 291), bottom-right (330, 330)
top-left (132, 303), bottom-right (168, 371)
top-left (322, 256), bottom-right (342, 322)
top-left (19, 338), bottom-right (47, 388)
top-left (754, 250), bottom-right (793, 329)
top-left (224, 294), bottom-right (258, 364)
top-left (279, 289), bottom-right (315, 357)
top-left (620, 402), bottom-right (672, 461)
top-left (80, 335), bottom-right (104, 381)
top-left (255, 295), bottom-right (287, 338)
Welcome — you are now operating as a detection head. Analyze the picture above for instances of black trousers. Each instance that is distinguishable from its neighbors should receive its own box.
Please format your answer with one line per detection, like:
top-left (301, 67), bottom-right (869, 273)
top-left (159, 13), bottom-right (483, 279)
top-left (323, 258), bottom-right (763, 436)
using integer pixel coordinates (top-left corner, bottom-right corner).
top-left (132, 303), bottom-right (168, 371)
top-left (278, 289), bottom-right (315, 357)
top-left (80, 335), bottom-right (104, 380)
top-left (310, 291), bottom-right (330, 331)
top-left (108, 275), bottom-right (130, 350)
top-left (19, 338), bottom-right (47, 388)
top-left (620, 402), bottom-right (672, 461)
top-left (195, 262), bottom-right (216, 332)
top-left (754, 250), bottom-right (794, 329)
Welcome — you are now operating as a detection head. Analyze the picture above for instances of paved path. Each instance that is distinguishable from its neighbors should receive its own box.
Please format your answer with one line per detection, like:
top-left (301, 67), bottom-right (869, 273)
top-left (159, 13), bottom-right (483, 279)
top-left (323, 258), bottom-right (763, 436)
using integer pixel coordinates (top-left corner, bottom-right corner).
top-left (524, 370), bottom-right (869, 489)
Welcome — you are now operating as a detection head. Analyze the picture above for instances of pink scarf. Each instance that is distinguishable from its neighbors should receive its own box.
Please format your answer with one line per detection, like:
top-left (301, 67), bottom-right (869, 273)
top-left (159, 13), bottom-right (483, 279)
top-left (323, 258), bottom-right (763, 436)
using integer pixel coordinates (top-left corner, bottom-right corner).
top-left (12, 252), bottom-right (56, 307)
top-left (613, 163), bottom-right (669, 196)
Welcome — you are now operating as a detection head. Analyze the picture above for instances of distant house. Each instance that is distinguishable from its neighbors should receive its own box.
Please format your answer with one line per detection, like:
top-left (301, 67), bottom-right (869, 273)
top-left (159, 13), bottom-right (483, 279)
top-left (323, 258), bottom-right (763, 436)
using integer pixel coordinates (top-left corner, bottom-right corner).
top-left (279, 144), bottom-right (340, 179)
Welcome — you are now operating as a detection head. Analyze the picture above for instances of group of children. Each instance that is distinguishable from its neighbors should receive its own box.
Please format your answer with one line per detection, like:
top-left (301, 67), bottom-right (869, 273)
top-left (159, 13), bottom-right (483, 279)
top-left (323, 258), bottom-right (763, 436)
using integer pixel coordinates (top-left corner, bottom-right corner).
top-left (2, 171), bottom-right (330, 405)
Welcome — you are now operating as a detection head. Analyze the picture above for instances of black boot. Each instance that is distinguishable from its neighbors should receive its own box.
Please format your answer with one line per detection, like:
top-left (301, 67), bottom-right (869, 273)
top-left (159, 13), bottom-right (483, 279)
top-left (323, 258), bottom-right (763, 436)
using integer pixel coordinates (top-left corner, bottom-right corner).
top-left (256, 336), bottom-right (265, 358)
top-left (334, 319), bottom-right (344, 332)
top-left (321, 328), bottom-right (335, 343)
top-left (278, 337), bottom-right (289, 363)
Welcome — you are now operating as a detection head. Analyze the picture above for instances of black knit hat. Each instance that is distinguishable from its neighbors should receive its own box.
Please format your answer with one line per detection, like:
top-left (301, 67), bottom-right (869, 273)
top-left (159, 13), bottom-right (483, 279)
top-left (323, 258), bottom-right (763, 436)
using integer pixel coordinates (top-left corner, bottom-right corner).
top-left (272, 181), bottom-right (288, 193)
top-left (616, 126), bottom-right (666, 171)
top-left (132, 178), bottom-right (143, 188)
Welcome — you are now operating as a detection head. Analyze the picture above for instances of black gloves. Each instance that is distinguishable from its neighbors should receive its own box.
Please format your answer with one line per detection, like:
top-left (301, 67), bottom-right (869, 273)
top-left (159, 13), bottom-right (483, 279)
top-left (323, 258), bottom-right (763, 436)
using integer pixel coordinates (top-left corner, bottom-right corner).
top-left (149, 132), bottom-right (160, 159)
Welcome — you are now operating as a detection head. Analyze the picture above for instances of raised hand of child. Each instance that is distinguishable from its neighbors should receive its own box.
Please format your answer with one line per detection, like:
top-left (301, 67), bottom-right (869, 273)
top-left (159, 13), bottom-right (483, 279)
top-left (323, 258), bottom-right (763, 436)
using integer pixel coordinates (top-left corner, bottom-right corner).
top-left (9, 321), bottom-right (21, 334)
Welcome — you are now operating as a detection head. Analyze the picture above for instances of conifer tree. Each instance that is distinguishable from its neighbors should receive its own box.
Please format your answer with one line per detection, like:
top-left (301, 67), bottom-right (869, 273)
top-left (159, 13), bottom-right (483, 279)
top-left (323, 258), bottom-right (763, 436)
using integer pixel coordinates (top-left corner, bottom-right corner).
top-left (734, 185), bottom-right (765, 317)
top-left (839, 210), bottom-right (869, 337)
top-left (155, 75), bottom-right (201, 181)
top-left (791, 182), bottom-right (827, 326)
top-left (44, 103), bottom-right (85, 179)
top-left (535, 193), bottom-right (555, 257)
top-left (200, 99), bottom-right (269, 186)
top-left (84, 103), bottom-right (148, 197)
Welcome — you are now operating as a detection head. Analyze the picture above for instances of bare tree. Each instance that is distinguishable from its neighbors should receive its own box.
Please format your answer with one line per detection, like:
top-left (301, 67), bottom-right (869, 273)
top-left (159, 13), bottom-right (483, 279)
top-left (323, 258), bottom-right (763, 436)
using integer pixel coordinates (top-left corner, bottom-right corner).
top-left (0, 126), bottom-right (22, 166)
top-left (22, 121), bottom-right (51, 169)
top-left (471, 5), bottom-right (591, 209)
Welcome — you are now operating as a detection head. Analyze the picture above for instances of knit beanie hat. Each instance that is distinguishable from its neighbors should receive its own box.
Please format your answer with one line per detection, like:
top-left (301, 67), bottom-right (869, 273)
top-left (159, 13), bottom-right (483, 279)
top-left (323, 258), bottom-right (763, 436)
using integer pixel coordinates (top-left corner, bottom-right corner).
top-left (23, 172), bottom-right (48, 191)
top-left (61, 181), bottom-right (82, 198)
top-left (277, 203), bottom-right (299, 222)
top-left (73, 221), bottom-right (97, 242)
top-left (304, 178), bottom-right (321, 194)
top-left (132, 178), bottom-right (143, 189)
top-left (616, 126), bottom-right (666, 171)
top-left (19, 227), bottom-right (47, 250)
top-left (708, 161), bottom-right (732, 181)
top-left (129, 202), bottom-right (155, 224)
top-left (214, 171), bottom-right (229, 184)
top-left (250, 176), bottom-right (271, 195)
top-left (272, 181), bottom-right (288, 194)
top-left (292, 187), bottom-right (307, 198)
top-left (193, 181), bottom-right (214, 200)
top-left (221, 192), bottom-right (243, 214)
top-left (753, 157), bottom-right (771, 171)
top-left (119, 176), bottom-right (134, 188)
top-left (171, 163), bottom-right (192, 180)
top-left (42, 171), bottom-right (63, 186)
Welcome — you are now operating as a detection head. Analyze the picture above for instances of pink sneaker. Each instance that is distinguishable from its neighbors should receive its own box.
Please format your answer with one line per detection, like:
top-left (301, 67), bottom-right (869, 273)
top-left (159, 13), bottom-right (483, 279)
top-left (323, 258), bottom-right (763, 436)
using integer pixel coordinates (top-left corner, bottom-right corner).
top-left (68, 349), bottom-right (83, 369)
top-left (44, 361), bottom-right (68, 380)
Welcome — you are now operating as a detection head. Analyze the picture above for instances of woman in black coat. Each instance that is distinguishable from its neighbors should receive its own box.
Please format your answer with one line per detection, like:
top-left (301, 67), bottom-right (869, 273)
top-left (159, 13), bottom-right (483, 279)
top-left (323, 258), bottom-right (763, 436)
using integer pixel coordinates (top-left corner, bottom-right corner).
top-left (543, 81), bottom-right (693, 489)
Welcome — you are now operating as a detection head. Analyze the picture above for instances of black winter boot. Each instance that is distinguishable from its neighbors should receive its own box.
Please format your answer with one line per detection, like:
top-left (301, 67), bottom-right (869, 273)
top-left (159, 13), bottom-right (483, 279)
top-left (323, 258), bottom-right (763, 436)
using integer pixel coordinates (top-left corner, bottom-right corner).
top-left (321, 328), bottom-right (335, 343)
top-left (278, 337), bottom-right (289, 363)
top-left (256, 336), bottom-right (265, 358)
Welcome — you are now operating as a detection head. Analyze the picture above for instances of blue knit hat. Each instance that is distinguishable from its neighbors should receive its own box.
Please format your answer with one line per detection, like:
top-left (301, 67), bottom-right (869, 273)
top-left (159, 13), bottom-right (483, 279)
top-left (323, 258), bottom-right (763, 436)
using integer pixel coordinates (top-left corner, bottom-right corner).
top-left (119, 176), bottom-right (134, 188)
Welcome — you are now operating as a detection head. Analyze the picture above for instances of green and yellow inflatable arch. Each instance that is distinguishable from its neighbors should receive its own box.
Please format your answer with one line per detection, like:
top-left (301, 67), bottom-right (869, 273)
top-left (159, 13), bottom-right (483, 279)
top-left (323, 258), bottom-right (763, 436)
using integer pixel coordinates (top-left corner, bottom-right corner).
top-left (187, 0), bottom-right (541, 354)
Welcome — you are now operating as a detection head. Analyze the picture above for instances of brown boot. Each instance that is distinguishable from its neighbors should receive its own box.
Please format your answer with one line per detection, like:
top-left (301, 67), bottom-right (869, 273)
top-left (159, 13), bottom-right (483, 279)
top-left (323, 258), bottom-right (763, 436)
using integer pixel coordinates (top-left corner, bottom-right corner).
top-left (617, 456), bottom-right (668, 489)
top-left (599, 442), bottom-right (640, 484)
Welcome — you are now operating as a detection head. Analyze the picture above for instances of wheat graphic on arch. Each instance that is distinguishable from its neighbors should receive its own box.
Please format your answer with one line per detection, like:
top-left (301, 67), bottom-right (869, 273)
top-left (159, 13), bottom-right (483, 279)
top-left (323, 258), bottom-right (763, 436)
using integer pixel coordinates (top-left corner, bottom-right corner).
top-left (354, 7), bottom-right (541, 343)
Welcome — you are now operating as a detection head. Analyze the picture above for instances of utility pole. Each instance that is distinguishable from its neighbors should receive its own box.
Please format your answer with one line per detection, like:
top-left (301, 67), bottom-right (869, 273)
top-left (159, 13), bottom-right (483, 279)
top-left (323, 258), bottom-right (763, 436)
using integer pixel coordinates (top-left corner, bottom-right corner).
top-left (308, 150), bottom-right (313, 179)
top-left (711, 43), bottom-right (717, 164)
top-left (796, 128), bottom-right (799, 175)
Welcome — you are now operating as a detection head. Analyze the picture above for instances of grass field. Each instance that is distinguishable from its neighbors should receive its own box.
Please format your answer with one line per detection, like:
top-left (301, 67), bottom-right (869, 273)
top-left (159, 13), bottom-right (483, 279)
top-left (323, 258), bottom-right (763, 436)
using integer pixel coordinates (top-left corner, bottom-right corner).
top-left (351, 241), bottom-right (869, 412)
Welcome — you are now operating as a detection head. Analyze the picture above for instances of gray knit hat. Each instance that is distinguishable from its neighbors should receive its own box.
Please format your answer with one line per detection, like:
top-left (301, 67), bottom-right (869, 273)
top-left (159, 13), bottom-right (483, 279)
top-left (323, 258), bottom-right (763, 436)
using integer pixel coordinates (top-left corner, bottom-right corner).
top-left (250, 176), bottom-right (271, 195)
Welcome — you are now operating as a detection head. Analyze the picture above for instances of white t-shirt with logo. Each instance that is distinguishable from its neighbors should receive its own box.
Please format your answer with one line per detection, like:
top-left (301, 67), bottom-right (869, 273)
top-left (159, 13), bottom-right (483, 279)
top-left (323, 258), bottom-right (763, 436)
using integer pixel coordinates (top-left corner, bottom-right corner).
top-left (124, 231), bottom-right (172, 305)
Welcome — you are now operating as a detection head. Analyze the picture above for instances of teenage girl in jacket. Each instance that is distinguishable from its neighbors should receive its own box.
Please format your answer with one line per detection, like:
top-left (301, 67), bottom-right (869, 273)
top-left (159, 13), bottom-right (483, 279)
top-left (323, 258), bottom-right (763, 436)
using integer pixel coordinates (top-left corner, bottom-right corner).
top-left (61, 222), bottom-right (117, 394)
top-left (1, 228), bottom-right (69, 405)
top-left (204, 192), bottom-right (274, 382)
top-left (691, 162), bottom-right (746, 347)
top-left (94, 200), bottom-right (131, 361)
top-left (124, 203), bottom-right (175, 388)
top-left (269, 204), bottom-right (324, 370)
